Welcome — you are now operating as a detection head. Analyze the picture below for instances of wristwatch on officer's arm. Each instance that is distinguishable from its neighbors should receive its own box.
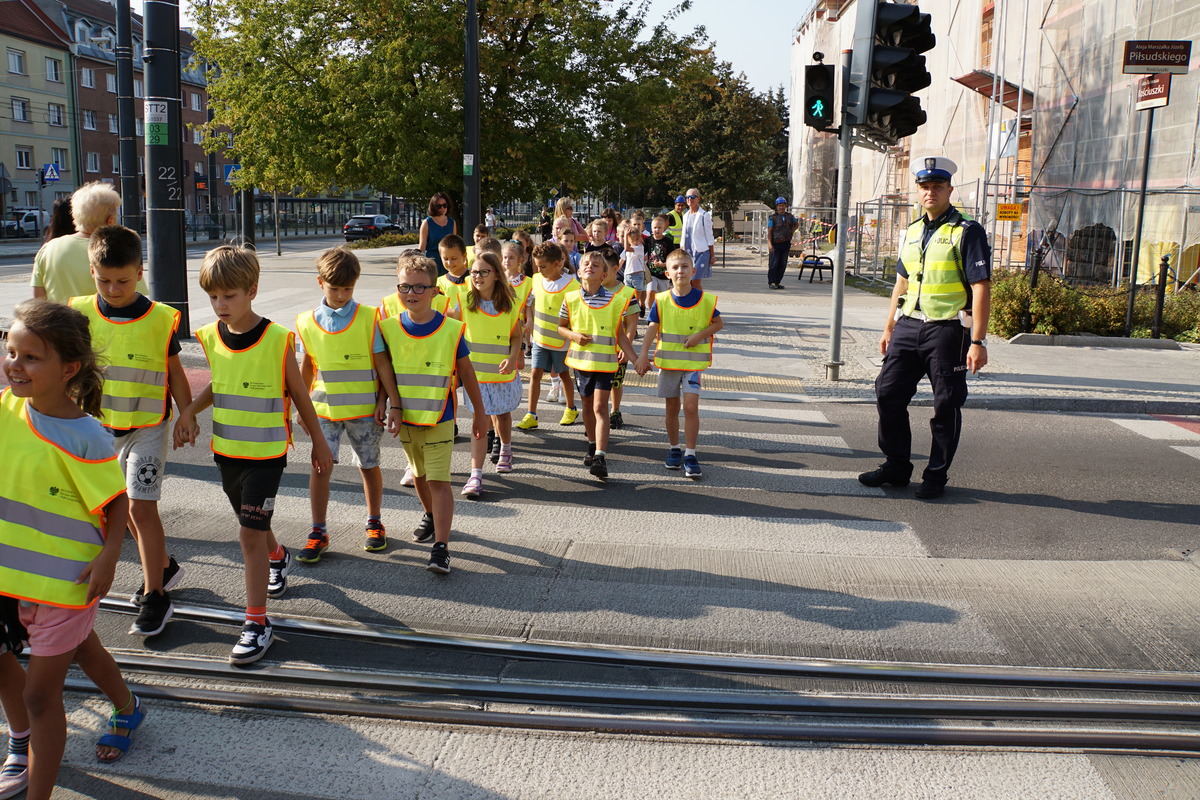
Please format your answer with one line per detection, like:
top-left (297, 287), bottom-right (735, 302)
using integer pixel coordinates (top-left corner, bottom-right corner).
top-left (971, 339), bottom-right (987, 347)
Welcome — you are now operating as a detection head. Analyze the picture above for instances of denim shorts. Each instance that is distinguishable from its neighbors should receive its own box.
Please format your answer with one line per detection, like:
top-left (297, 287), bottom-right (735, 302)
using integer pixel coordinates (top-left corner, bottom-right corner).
top-left (318, 416), bottom-right (383, 469)
top-left (530, 342), bottom-right (569, 373)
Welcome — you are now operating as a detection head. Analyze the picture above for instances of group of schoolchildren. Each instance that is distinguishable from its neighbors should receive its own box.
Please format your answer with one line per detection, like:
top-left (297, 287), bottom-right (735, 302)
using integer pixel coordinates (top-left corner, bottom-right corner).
top-left (0, 204), bottom-right (722, 798)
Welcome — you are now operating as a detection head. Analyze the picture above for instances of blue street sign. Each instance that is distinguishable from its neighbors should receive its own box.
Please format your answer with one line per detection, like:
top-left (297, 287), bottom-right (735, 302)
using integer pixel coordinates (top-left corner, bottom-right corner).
top-left (42, 164), bottom-right (61, 182)
top-left (224, 164), bottom-right (241, 185)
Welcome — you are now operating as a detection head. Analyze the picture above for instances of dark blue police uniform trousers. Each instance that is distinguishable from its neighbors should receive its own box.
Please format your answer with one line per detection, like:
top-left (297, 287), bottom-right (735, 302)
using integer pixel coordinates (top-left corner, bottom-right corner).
top-left (875, 314), bottom-right (971, 484)
top-left (767, 240), bottom-right (791, 285)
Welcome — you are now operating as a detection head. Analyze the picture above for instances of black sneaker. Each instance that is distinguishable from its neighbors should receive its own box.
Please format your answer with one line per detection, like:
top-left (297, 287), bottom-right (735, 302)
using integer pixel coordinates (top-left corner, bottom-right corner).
top-left (857, 464), bottom-right (912, 488)
top-left (267, 548), bottom-right (291, 598)
top-left (583, 442), bottom-right (596, 467)
top-left (131, 555), bottom-right (185, 604)
top-left (914, 479), bottom-right (946, 499)
top-left (590, 454), bottom-right (608, 480)
top-left (128, 590), bottom-right (173, 636)
top-left (230, 620), bottom-right (273, 665)
top-left (412, 511), bottom-right (435, 543)
top-left (488, 430), bottom-right (501, 463)
top-left (427, 542), bottom-right (451, 574)
top-left (609, 411), bottom-right (624, 429)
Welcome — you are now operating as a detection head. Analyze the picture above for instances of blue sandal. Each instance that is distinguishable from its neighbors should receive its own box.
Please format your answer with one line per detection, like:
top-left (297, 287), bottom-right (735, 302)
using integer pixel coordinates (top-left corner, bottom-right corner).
top-left (96, 694), bottom-right (144, 763)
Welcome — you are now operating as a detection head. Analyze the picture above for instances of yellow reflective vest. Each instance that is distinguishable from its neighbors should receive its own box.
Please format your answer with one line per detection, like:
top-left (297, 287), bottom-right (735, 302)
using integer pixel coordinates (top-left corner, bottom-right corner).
top-left (564, 289), bottom-right (630, 373)
top-left (69, 295), bottom-right (179, 430)
top-left (667, 210), bottom-right (685, 244)
top-left (531, 276), bottom-right (579, 350)
top-left (296, 304), bottom-right (379, 421)
top-left (509, 275), bottom-right (533, 312)
top-left (461, 298), bottom-right (521, 384)
top-left (654, 291), bottom-right (718, 371)
top-left (898, 216), bottom-right (970, 321)
top-left (381, 291), bottom-right (451, 319)
top-left (0, 389), bottom-right (125, 609)
top-left (378, 313), bottom-right (464, 426)
top-left (436, 274), bottom-right (468, 315)
top-left (196, 322), bottom-right (293, 459)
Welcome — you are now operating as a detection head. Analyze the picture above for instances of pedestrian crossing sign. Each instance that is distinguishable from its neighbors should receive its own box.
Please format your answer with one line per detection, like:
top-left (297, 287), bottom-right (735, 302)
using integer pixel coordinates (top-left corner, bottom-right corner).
top-left (42, 163), bottom-right (61, 182)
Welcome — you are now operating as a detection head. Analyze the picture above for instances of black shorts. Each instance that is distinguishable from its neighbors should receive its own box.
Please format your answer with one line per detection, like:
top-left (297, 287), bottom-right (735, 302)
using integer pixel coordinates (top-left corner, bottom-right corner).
top-left (574, 368), bottom-right (615, 398)
top-left (216, 455), bottom-right (286, 531)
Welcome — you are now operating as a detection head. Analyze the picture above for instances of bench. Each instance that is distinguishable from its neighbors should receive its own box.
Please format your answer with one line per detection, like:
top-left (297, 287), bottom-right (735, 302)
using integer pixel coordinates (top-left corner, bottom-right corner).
top-left (795, 255), bottom-right (834, 283)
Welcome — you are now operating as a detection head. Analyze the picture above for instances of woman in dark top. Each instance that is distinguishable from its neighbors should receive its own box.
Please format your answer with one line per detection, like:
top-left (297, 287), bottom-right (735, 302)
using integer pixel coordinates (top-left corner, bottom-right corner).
top-left (43, 196), bottom-right (76, 242)
top-left (418, 192), bottom-right (457, 275)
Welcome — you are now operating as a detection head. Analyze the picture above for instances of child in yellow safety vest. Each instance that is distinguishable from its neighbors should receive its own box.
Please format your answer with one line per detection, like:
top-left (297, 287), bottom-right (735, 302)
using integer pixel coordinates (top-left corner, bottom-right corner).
top-left (375, 255), bottom-right (488, 575)
top-left (436, 234), bottom-right (471, 319)
top-left (516, 241), bottom-right (580, 431)
top-left (557, 250), bottom-right (639, 480)
top-left (1, 299), bottom-right (144, 794)
top-left (595, 245), bottom-right (640, 432)
top-left (635, 249), bottom-right (724, 480)
top-left (295, 247), bottom-right (388, 563)
top-left (67, 225), bottom-right (194, 640)
top-left (502, 240), bottom-right (533, 357)
top-left (174, 245), bottom-right (333, 666)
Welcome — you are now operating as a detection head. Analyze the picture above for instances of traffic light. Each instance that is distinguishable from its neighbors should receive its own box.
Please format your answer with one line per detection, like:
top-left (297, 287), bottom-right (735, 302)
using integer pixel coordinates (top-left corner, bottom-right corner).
top-left (803, 63), bottom-right (836, 130)
top-left (846, 1), bottom-right (935, 146)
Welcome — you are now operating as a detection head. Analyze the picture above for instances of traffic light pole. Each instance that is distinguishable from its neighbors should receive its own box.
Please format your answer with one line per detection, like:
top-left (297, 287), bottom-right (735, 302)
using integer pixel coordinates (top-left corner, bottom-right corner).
top-left (826, 49), bottom-right (855, 381)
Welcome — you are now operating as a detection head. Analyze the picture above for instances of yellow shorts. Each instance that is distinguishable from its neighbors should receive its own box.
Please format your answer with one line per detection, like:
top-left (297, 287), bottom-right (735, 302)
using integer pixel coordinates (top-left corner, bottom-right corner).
top-left (399, 420), bottom-right (455, 483)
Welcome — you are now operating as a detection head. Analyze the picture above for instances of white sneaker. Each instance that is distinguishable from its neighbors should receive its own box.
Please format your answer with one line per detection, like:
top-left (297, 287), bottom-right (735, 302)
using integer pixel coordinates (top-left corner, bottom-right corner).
top-left (547, 379), bottom-right (562, 404)
top-left (230, 620), bottom-right (273, 665)
top-left (400, 466), bottom-right (415, 487)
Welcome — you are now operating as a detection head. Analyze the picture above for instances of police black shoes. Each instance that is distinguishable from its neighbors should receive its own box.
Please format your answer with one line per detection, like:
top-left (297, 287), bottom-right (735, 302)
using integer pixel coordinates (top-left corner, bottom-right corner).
top-left (857, 463), bottom-right (912, 488)
top-left (914, 479), bottom-right (946, 500)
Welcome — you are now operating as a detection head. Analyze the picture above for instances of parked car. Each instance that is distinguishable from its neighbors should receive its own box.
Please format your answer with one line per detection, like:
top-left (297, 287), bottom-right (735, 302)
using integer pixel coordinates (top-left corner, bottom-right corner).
top-left (343, 214), bottom-right (403, 241)
top-left (2, 208), bottom-right (50, 238)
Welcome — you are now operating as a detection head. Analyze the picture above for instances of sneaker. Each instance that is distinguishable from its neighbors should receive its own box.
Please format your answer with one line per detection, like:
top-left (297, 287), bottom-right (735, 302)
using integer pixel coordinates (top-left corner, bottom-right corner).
top-left (461, 474), bottom-right (483, 499)
top-left (590, 453), bottom-right (608, 479)
top-left (400, 465), bottom-right (416, 487)
top-left (230, 620), bottom-right (273, 665)
top-left (412, 511), bottom-right (435, 543)
top-left (609, 410), bottom-right (624, 429)
top-left (488, 430), bottom-right (501, 463)
top-left (495, 450), bottom-right (513, 473)
top-left (683, 454), bottom-right (702, 479)
top-left (427, 542), bottom-right (451, 574)
top-left (128, 590), bottom-right (173, 636)
top-left (857, 463), bottom-right (912, 488)
top-left (547, 380), bottom-right (562, 403)
top-left (267, 548), bottom-right (291, 599)
top-left (0, 755), bottom-right (28, 800)
top-left (665, 448), bottom-right (683, 470)
top-left (583, 442), bottom-right (596, 467)
top-left (516, 412), bottom-right (539, 430)
top-left (297, 530), bottom-right (330, 564)
top-left (131, 555), bottom-right (185, 604)
top-left (364, 519), bottom-right (388, 552)
top-left (560, 407), bottom-right (579, 426)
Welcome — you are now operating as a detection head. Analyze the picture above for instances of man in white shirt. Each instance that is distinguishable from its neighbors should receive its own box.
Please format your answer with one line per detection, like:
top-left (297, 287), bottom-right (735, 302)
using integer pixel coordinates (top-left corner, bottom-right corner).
top-left (680, 188), bottom-right (715, 290)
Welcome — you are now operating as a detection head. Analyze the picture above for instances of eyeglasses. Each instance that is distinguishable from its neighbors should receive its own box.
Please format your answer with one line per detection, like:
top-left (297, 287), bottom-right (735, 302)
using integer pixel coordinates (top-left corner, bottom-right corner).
top-left (396, 283), bottom-right (433, 294)
top-left (686, 195), bottom-right (700, 200)
top-left (469, 269), bottom-right (492, 278)
top-left (432, 203), bottom-right (447, 210)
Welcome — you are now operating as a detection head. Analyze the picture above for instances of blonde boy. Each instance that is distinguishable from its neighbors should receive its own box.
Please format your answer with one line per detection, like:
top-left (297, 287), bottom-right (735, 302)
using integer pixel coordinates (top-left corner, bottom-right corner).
top-left (69, 224), bottom-right (192, 637)
top-left (374, 256), bottom-right (487, 574)
top-left (635, 250), bottom-right (723, 479)
top-left (516, 241), bottom-right (580, 430)
top-left (295, 247), bottom-right (387, 562)
top-left (175, 246), bottom-right (333, 664)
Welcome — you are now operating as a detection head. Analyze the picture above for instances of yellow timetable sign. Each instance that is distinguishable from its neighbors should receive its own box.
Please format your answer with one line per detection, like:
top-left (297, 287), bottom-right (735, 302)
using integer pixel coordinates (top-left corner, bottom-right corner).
top-left (996, 203), bottom-right (1022, 221)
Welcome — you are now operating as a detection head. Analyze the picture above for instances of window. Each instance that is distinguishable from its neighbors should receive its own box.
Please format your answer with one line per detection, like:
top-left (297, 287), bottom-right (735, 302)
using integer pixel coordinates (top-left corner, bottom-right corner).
top-left (81, 67), bottom-right (95, 88)
top-left (87, 152), bottom-right (100, 173)
top-left (46, 58), bottom-right (62, 83)
top-left (15, 147), bottom-right (32, 170)
top-left (83, 109), bottom-right (97, 129)
top-left (108, 113), bottom-right (118, 133)
top-left (7, 49), bottom-right (26, 75)
top-left (193, 128), bottom-right (204, 144)
top-left (133, 79), bottom-right (143, 98)
top-left (51, 148), bottom-right (68, 171)
top-left (135, 118), bottom-right (144, 136)
top-left (55, 191), bottom-right (70, 202)
top-left (137, 155), bottom-right (143, 174)
top-left (191, 92), bottom-right (203, 111)
top-left (111, 154), bottom-right (120, 173)
top-left (194, 162), bottom-right (204, 176)
top-left (11, 98), bottom-right (30, 122)
top-left (25, 191), bottom-right (37, 207)
top-left (48, 103), bottom-right (65, 126)
top-left (106, 73), bottom-right (116, 93)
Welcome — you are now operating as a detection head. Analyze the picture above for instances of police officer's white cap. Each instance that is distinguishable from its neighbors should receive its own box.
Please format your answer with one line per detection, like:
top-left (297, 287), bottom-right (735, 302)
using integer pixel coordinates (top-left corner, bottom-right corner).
top-left (913, 157), bottom-right (957, 183)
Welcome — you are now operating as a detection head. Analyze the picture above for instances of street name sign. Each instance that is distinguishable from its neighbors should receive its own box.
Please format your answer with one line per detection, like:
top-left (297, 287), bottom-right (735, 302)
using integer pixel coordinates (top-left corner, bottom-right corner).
top-left (1134, 73), bottom-right (1171, 111)
top-left (1123, 40), bottom-right (1192, 74)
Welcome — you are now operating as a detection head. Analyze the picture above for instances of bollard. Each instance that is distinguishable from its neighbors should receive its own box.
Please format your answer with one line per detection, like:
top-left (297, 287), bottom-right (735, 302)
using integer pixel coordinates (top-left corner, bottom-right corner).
top-left (1151, 253), bottom-right (1170, 339)
top-left (1021, 244), bottom-right (1044, 334)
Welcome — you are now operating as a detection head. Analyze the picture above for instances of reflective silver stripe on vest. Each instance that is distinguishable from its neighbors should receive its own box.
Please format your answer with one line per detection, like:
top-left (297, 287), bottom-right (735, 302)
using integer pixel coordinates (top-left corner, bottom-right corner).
top-left (401, 397), bottom-right (446, 413)
top-left (658, 349), bottom-right (710, 362)
top-left (212, 421), bottom-right (290, 443)
top-left (0, 540), bottom-right (87, 584)
top-left (0, 496), bottom-right (102, 546)
top-left (534, 309), bottom-right (561, 325)
top-left (567, 349), bottom-right (618, 364)
top-left (316, 368), bottom-right (376, 384)
top-left (310, 390), bottom-right (378, 407)
top-left (101, 393), bottom-right (163, 415)
top-left (658, 333), bottom-right (693, 344)
top-left (213, 394), bottom-right (287, 414)
top-left (104, 365), bottom-right (166, 385)
top-left (468, 341), bottom-right (510, 355)
top-left (589, 334), bottom-right (616, 346)
top-left (473, 362), bottom-right (502, 374)
top-left (394, 373), bottom-right (451, 389)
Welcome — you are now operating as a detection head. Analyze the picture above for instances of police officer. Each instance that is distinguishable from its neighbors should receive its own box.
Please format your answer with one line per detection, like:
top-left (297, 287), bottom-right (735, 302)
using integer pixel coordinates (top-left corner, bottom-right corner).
top-left (858, 157), bottom-right (991, 499)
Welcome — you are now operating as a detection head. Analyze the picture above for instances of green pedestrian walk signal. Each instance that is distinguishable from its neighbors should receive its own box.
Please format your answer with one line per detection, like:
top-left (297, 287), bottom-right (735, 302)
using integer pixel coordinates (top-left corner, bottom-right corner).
top-left (804, 64), bottom-right (836, 130)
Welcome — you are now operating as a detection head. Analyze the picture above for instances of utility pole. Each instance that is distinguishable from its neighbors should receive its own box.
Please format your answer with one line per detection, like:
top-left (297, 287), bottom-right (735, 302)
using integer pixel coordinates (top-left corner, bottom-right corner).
top-left (462, 0), bottom-right (481, 235)
top-left (115, 0), bottom-right (139, 231)
top-left (143, 0), bottom-right (189, 332)
top-left (826, 49), bottom-right (853, 380)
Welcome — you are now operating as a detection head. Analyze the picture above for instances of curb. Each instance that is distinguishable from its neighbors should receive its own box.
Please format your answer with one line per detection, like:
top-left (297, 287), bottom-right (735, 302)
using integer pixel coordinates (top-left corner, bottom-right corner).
top-left (1009, 332), bottom-right (1182, 350)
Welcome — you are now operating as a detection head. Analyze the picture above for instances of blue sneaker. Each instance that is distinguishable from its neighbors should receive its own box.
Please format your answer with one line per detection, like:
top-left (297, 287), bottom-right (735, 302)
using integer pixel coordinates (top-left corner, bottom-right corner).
top-left (682, 454), bottom-right (702, 479)
top-left (665, 448), bottom-right (683, 470)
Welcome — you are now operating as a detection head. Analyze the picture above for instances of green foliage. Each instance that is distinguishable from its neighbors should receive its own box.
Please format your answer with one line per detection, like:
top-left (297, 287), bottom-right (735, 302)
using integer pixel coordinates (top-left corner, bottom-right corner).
top-left (346, 232), bottom-right (418, 249)
top-left (494, 226), bottom-right (513, 240)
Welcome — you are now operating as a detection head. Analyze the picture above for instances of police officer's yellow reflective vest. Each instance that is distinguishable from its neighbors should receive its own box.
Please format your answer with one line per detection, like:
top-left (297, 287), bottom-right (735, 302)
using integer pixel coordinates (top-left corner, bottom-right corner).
top-left (0, 389), bottom-right (126, 609)
top-left (378, 313), bottom-right (464, 426)
top-left (296, 304), bottom-right (379, 421)
top-left (462, 300), bottom-right (521, 384)
top-left (531, 276), bottom-right (579, 350)
top-left (381, 291), bottom-right (451, 319)
top-left (899, 216), bottom-right (970, 321)
top-left (195, 322), bottom-right (293, 459)
top-left (667, 210), bottom-right (685, 243)
top-left (564, 290), bottom-right (630, 373)
top-left (654, 291), bottom-right (718, 370)
top-left (69, 295), bottom-right (179, 430)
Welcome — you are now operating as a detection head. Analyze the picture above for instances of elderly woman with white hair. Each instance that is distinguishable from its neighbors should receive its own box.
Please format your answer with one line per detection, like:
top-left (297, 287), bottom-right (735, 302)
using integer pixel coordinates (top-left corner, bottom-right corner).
top-left (30, 181), bottom-right (144, 303)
